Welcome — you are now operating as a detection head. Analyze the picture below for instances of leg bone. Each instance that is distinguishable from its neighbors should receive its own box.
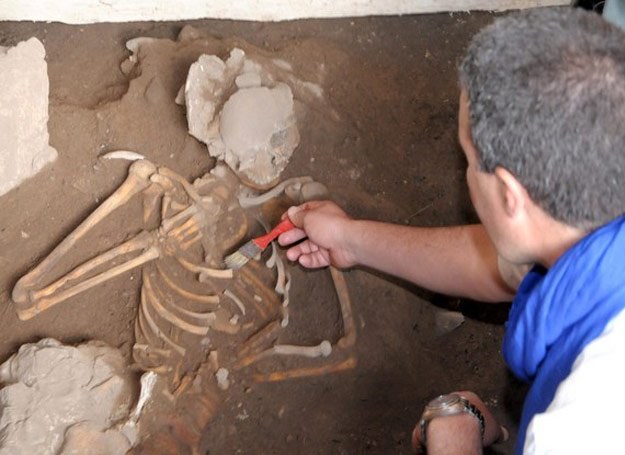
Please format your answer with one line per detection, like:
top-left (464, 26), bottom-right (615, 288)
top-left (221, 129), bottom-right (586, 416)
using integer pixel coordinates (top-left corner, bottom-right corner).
top-left (331, 267), bottom-right (357, 349)
top-left (13, 160), bottom-right (157, 318)
top-left (18, 240), bottom-right (159, 320)
top-left (236, 340), bottom-right (332, 369)
top-left (30, 230), bottom-right (154, 301)
top-left (253, 356), bottom-right (357, 383)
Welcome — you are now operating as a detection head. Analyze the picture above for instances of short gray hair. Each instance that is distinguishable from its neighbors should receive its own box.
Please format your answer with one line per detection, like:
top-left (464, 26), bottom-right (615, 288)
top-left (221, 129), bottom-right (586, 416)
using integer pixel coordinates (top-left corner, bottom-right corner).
top-left (459, 7), bottom-right (625, 229)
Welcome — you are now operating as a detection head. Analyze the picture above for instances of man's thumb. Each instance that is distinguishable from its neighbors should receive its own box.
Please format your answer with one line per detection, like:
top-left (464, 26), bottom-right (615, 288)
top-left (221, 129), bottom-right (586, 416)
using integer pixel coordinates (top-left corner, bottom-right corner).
top-left (287, 205), bottom-right (307, 227)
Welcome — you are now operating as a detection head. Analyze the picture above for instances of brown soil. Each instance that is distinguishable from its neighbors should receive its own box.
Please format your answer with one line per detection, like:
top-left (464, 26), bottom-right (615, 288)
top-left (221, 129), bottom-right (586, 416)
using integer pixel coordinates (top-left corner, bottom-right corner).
top-left (0, 14), bottom-right (525, 454)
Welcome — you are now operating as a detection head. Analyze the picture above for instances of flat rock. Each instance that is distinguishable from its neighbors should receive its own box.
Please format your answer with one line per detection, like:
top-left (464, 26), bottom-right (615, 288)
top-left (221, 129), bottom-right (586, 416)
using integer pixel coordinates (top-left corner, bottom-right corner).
top-left (0, 338), bottom-right (133, 455)
top-left (0, 37), bottom-right (57, 198)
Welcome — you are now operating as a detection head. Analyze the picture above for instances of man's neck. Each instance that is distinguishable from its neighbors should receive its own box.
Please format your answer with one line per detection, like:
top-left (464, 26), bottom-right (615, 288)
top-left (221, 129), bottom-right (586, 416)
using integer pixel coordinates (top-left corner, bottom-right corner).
top-left (533, 218), bottom-right (587, 268)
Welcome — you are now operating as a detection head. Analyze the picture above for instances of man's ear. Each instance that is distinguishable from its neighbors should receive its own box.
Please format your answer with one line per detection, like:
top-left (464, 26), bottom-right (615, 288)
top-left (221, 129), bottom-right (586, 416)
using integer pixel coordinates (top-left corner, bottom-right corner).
top-left (494, 167), bottom-right (529, 218)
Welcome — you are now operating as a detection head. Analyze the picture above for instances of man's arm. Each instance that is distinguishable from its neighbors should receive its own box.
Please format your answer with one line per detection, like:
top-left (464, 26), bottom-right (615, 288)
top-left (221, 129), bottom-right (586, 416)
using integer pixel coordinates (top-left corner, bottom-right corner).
top-left (412, 391), bottom-right (508, 453)
top-left (280, 201), bottom-right (515, 303)
top-left (345, 221), bottom-right (514, 302)
top-left (426, 414), bottom-right (482, 454)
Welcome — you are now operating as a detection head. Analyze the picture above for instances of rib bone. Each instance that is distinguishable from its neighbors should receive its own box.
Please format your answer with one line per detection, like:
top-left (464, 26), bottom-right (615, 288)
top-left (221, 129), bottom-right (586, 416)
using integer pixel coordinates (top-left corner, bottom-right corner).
top-left (177, 257), bottom-right (233, 279)
top-left (143, 271), bottom-right (211, 336)
top-left (139, 290), bottom-right (186, 356)
top-left (155, 263), bottom-right (219, 306)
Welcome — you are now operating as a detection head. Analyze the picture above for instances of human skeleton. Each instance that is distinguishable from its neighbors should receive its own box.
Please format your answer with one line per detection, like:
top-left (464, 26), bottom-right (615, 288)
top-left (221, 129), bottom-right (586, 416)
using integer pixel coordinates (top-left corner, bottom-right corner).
top-left (12, 159), bottom-right (356, 453)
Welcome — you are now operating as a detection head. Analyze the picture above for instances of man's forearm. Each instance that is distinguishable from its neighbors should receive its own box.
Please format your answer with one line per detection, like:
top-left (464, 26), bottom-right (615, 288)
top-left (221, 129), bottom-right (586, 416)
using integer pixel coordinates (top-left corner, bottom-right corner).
top-left (345, 221), bottom-right (514, 302)
top-left (427, 414), bottom-right (482, 455)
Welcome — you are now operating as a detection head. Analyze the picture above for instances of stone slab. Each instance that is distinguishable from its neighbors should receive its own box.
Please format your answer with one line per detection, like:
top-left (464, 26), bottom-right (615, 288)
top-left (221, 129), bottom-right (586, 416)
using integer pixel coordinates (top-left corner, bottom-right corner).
top-left (0, 0), bottom-right (570, 24)
top-left (0, 37), bottom-right (57, 198)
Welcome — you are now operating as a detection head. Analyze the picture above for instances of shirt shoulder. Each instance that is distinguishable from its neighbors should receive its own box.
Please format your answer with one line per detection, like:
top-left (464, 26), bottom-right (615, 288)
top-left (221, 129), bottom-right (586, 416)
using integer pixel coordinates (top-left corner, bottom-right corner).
top-left (524, 308), bottom-right (625, 454)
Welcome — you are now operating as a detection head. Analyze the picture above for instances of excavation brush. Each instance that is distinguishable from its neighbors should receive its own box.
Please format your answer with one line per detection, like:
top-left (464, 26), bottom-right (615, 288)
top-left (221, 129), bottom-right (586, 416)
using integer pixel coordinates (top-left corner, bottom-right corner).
top-left (224, 218), bottom-right (296, 269)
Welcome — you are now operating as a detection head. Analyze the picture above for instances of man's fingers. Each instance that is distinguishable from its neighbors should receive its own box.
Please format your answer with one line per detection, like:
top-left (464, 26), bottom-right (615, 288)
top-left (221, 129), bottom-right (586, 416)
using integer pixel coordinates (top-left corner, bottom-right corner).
top-left (278, 228), bottom-right (307, 246)
top-left (285, 240), bottom-right (318, 262)
top-left (287, 205), bottom-right (307, 227)
top-left (285, 240), bottom-right (330, 269)
top-left (295, 239), bottom-right (319, 255)
top-left (299, 249), bottom-right (331, 268)
top-left (280, 201), bottom-right (348, 269)
top-left (283, 200), bottom-right (344, 227)
top-left (286, 245), bottom-right (303, 262)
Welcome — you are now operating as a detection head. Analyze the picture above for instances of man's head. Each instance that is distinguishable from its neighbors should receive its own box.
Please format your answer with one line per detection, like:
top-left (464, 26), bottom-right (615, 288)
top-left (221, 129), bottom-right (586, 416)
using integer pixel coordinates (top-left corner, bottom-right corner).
top-left (458, 7), bottom-right (625, 232)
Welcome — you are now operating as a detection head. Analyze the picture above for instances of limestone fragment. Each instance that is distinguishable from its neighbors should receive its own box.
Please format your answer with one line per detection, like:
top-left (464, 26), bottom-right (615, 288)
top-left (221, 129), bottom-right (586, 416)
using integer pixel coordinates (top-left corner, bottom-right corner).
top-left (215, 367), bottom-right (230, 390)
top-left (434, 309), bottom-right (465, 335)
top-left (0, 38), bottom-right (57, 198)
top-left (183, 49), bottom-right (246, 145)
top-left (0, 339), bottom-right (134, 455)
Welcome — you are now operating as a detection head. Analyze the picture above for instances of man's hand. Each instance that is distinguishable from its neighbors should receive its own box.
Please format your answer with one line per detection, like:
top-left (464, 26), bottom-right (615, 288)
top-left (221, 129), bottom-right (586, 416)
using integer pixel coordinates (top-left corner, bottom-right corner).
top-left (281, 204), bottom-right (512, 302)
top-left (278, 201), bottom-right (356, 269)
top-left (412, 391), bottom-right (508, 454)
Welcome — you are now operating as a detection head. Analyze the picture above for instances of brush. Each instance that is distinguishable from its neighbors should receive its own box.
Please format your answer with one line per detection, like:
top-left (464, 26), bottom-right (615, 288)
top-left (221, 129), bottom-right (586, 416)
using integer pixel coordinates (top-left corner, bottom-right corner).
top-left (224, 218), bottom-right (296, 269)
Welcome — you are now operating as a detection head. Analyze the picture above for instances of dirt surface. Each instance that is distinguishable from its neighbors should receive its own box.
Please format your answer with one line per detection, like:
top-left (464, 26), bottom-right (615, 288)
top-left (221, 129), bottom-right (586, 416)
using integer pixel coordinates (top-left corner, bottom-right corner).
top-left (0, 14), bottom-right (526, 454)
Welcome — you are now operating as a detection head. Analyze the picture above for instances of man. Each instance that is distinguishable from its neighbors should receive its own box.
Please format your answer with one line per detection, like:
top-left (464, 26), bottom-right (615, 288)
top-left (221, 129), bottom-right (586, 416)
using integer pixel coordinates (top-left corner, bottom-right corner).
top-left (278, 7), bottom-right (625, 454)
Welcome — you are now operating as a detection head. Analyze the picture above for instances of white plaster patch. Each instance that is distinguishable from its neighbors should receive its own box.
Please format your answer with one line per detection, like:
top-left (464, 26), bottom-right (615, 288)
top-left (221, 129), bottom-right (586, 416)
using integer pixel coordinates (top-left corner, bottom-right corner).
top-left (0, 38), bottom-right (57, 198)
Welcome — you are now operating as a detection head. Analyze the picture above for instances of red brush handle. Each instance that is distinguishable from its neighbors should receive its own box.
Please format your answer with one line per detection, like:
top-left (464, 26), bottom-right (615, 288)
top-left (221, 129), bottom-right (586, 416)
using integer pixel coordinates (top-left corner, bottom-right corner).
top-left (252, 218), bottom-right (296, 250)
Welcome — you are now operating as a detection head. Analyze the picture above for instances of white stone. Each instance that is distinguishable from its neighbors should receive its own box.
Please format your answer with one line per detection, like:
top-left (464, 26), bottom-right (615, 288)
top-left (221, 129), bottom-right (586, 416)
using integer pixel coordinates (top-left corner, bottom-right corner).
top-left (215, 367), bottom-right (230, 390)
top-left (434, 309), bottom-right (465, 334)
top-left (183, 50), bottom-right (244, 144)
top-left (0, 38), bottom-right (57, 198)
top-left (235, 71), bottom-right (262, 89)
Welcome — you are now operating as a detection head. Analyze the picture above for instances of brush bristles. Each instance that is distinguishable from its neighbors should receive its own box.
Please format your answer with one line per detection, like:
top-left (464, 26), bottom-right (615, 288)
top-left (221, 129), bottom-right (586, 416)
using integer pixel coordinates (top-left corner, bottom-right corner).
top-left (224, 251), bottom-right (248, 269)
top-left (224, 241), bottom-right (261, 270)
